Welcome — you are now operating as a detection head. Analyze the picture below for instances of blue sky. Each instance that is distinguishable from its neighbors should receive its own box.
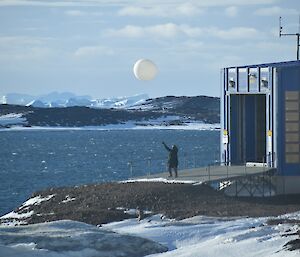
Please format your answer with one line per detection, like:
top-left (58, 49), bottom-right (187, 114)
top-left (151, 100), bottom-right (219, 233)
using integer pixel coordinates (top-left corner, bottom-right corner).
top-left (0, 0), bottom-right (299, 99)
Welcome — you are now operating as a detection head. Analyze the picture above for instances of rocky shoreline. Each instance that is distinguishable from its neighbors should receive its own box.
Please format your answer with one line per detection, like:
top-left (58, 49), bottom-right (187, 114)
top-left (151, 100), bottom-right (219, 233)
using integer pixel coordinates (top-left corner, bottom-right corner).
top-left (1, 181), bottom-right (300, 251)
top-left (2, 182), bottom-right (300, 224)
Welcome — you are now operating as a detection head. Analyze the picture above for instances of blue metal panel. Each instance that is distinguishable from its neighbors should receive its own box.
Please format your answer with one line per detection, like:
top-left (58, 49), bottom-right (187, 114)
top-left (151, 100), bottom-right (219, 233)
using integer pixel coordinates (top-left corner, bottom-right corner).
top-left (277, 65), bottom-right (300, 176)
top-left (238, 68), bottom-right (248, 92)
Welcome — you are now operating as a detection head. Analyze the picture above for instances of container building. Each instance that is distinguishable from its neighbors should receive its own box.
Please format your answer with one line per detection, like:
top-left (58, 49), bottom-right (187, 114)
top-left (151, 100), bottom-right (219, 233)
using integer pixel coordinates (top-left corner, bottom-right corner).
top-left (220, 60), bottom-right (300, 194)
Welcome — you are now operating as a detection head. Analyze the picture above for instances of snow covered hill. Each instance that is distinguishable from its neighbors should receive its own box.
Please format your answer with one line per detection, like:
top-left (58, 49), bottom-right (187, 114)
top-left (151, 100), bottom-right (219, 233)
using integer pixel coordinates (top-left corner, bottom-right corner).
top-left (1, 92), bottom-right (149, 109)
top-left (0, 95), bottom-right (220, 128)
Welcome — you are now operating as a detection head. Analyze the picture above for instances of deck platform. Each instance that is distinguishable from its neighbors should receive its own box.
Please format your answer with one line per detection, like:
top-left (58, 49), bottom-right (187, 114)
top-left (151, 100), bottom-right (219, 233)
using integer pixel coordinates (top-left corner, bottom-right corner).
top-left (138, 165), bottom-right (275, 184)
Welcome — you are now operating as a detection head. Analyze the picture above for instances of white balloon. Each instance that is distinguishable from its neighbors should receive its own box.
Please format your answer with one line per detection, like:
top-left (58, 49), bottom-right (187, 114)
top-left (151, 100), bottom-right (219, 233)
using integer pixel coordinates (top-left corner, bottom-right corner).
top-left (133, 59), bottom-right (158, 81)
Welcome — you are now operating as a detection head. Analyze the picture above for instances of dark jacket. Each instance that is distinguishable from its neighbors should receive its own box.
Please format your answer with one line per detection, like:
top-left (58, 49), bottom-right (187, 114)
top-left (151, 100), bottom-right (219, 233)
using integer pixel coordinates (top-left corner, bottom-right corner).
top-left (163, 143), bottom-right (178, 168)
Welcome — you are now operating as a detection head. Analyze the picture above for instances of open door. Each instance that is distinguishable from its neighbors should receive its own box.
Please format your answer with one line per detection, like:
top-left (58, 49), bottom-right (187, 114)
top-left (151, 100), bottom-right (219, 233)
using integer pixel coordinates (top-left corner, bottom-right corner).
top-left (230, 94), bottom-right (266, 165)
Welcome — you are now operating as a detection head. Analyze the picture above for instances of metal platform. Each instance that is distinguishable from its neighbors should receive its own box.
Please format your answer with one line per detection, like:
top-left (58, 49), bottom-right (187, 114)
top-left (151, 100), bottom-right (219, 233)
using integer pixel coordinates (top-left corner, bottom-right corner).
top-left (137, 165), bottom-right (276, 196)
top-left (138, 165), bottom-right (274, 183)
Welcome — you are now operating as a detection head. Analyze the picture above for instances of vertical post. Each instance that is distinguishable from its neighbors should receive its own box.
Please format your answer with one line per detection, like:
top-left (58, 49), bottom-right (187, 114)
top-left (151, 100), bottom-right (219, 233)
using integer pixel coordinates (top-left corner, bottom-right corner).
top-left (226, 164), bottom-right (229, 179)
top-left (269, 171), bottom-right (272, 196)
top-left (297, 34), bottom-right (299, 60)
top-left (262, 169), bottom-right (265, 197)
top-left (147, 157), bottom-right (151, 177)
top-left (208, 165), bottom-right (211, 181)
top-left (128, 161), bottom-right (133, 178)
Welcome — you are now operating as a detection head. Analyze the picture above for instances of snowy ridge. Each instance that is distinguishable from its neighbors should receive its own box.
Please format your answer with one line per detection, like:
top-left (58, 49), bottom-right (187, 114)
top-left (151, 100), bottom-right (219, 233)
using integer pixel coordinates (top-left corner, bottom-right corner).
top-left (91, 93), bottom-right (149, 109)
top-left (1, 92), bottom-right (149, 109)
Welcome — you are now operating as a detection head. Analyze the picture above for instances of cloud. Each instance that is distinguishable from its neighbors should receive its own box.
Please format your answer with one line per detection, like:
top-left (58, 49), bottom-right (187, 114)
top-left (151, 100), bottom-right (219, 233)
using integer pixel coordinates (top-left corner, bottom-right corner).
top-left (211, 27), bottom-right (259, 40)
top-left (225, 6), bottom-right (238, 17)
top-left (0, 36), bottom-right (48, 47)
top-left (65, 10), bottom-right (86, 16)
top-left (106, 23), bottom-right (259, 40)
top-left (118, 3), bottom-right (203, 17)
top-left (0, 0), bottom-right (278, 8)
top-left (0, 0), bottom-right (123, 7)
top-left (106, 23), bottom-right (182, 39)
top-left (64, 10), bottom-right (103, 16)
top-left (254, 6), bottom-right (298, 16)
top-left (74, 45), bottom-right (115, 57)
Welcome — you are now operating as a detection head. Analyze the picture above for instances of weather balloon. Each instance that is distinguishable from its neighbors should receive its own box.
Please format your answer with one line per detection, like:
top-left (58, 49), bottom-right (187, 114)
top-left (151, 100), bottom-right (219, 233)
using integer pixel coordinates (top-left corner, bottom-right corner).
top-left (133, 59), bottom-right (158, 81)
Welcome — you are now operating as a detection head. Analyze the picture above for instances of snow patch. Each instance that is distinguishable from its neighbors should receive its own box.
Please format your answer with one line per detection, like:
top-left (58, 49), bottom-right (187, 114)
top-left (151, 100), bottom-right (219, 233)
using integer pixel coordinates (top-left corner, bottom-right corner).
top-left (0, 194), bottom-right (55, 226)
top-left (1, 211), bottom-right (34, 220)
top-left (0, 113), bottom-right (27, 126)
top-left (21, 194), bottom-right (55, 208)
top-left (121, 178), bottom-right (198, 184)
top-left (61, 195), bottom-right (76, 203)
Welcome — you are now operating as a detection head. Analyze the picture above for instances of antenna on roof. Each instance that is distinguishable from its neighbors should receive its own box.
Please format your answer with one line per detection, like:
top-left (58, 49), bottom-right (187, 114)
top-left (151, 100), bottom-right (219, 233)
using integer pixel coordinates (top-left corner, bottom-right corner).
top-left (298, 14), bottom-right (300, 34)
top-left (279, 16), bottom-right (300, 60)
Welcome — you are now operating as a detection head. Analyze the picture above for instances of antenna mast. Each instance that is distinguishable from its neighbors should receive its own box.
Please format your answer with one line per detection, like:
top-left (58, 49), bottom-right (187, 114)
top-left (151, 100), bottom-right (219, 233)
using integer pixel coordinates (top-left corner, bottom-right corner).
top-left (279, 16), bottom-right (300, 60)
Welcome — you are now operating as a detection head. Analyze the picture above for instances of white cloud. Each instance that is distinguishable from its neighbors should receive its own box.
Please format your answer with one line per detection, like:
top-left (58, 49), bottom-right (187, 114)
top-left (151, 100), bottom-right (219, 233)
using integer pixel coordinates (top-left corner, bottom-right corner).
top-left (211, 27), bottom-right (259, 40)
top-left (74, 45), bottom-right (114, 57)
top-left (147, 23), bottom-right (182, 38)
top-left (118, 3), bottom-right (203, 17)
top-left (254, 6), bottom-right (298, 16)
top-left (225, 6), bottom-right (238, 17)
top-left (175, 3), bottom-right (203, 16)
top-left (118, 6), bottom-right (165, 17)
top-left (106, 23), bottom-right (202, 39)
top-left (106, 23), bottom-right (259, 40)
top-left (0, 0), bottom-right (278, 8)
top-left (0, 0), bottom-right (123, 7)
top-left (65, 10), bottom-right (86, 16)
top-left (106, 25), bottom-right (144, 38)
top-left (65, 10), bottom-right (103, 16)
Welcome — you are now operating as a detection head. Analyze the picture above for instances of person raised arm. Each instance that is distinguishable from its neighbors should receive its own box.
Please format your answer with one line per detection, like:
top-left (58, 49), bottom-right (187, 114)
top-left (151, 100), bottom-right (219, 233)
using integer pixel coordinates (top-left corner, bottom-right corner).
top-left (162, 141), bottom-right (171, 151)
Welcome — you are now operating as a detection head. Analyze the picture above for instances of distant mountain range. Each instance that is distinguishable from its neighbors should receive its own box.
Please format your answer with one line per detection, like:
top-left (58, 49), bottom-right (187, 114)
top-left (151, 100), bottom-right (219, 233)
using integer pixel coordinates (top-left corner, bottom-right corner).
top-left (0, 94), bottom-right (220, 128)
top-left (1, 92), bottom-right (150, 109)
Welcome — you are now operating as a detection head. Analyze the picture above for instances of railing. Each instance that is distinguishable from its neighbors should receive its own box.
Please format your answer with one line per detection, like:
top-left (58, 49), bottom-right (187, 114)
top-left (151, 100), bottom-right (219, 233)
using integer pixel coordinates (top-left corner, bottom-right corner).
top-left (127, 154), bottom-right (276, 197)
top-left (127, 151), bottom-right (220, 178)
top-left (205, 159), bottom-right (276, 197)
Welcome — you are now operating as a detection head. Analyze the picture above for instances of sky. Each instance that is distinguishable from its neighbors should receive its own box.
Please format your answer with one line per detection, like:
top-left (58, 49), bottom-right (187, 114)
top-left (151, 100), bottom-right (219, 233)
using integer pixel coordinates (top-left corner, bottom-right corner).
top-left (0, 0), bottom-right (299, 99)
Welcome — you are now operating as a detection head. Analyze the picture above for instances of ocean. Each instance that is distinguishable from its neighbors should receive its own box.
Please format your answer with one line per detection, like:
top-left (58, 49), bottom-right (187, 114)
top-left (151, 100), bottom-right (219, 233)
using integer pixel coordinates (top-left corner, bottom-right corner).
top-left (0, 129), bottom-right (219, 216)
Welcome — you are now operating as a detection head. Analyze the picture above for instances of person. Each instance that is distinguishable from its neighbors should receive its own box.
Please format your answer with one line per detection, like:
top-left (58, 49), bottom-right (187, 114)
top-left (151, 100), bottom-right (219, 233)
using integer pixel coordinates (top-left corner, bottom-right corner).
top-left (162, 141), bottom-right (178, 178)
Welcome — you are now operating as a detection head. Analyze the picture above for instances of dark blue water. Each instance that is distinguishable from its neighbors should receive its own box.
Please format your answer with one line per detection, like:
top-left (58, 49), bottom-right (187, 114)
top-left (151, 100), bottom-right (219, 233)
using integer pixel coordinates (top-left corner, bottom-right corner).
top-left (0, 129), bottom-right (219, 216)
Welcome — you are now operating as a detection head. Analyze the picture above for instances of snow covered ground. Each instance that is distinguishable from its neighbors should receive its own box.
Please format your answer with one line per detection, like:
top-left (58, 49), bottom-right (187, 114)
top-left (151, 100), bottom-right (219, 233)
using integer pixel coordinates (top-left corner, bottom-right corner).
top-left (0, 212), bottom-right (299, 257)
top-left (103, 213), bottom-right (300, 257)
top-left (0, 220), bottom-right (167, 257)
top-left (0, 113), bottom-right (27, 126)
top-left (0, 118), bottom-right (220, 131)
